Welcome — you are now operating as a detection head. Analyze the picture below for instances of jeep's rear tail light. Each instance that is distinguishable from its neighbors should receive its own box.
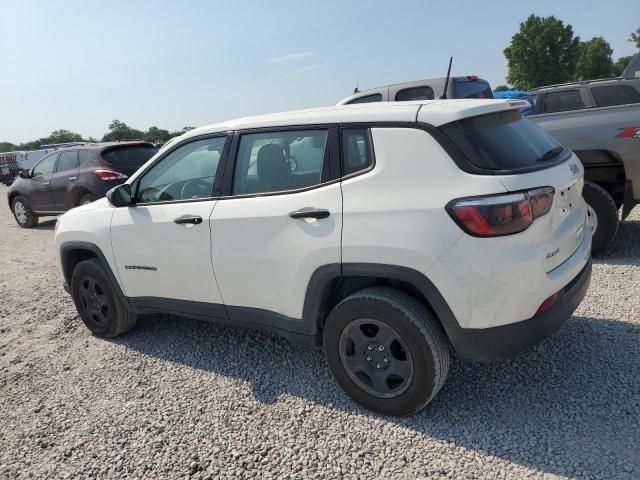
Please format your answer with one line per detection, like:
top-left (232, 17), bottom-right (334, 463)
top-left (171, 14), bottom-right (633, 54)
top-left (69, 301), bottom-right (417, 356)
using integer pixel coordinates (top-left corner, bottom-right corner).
top-left (535, 291), bottom-right (559, 316)
top-left (447, 187), bottom-right (555, 237)
top-left (94, 169), bottom-right (128, 181)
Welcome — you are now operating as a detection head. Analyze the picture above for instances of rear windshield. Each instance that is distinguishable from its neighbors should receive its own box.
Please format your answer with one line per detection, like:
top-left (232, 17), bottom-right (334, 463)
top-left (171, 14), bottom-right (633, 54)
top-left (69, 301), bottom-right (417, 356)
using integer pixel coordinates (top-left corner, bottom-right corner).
top-left (101, 145), bottom-right (157, 167)
top-left (455, 80), bottom-right (493, 99)
top-left (439, 109), bottom-right (566, 171)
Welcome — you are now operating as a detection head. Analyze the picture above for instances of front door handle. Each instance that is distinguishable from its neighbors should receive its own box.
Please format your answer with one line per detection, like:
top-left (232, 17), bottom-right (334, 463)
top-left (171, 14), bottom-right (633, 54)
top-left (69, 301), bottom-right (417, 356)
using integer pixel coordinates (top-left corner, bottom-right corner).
top-left (289, 208), bottom-right (330, 220)
top-left (42, 181), bottom-right (50, 186)
top-left (68, 176), bottom-right (77, 181)
top-left (174, 215), bottom-right (203, 225)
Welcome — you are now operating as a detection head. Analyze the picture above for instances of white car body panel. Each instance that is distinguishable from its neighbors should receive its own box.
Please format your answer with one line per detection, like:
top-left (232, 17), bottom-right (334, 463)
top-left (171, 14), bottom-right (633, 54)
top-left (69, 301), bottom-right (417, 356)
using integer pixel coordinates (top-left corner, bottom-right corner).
top-left (110, 200), bottom-right (224, 303)
top-left (210, 183), bottom-right (342, 319)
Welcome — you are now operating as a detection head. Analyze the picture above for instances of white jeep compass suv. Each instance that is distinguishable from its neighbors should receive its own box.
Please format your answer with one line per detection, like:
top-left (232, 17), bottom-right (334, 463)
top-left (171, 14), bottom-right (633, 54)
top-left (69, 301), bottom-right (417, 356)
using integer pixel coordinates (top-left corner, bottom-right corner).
top-left (55, 100), bottom-right (592, 415)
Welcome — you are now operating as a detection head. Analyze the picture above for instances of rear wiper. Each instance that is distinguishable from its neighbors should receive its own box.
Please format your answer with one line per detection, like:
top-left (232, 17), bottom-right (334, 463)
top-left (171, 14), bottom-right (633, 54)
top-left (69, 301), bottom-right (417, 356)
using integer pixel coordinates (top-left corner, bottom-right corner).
top-left (537, 146), bottom-right (564, 162)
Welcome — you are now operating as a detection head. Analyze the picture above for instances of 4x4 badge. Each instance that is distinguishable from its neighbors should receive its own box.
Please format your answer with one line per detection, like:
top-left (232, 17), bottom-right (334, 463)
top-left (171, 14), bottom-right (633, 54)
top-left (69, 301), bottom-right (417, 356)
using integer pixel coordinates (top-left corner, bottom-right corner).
top-left (569, 164), bottom-right (579, 175)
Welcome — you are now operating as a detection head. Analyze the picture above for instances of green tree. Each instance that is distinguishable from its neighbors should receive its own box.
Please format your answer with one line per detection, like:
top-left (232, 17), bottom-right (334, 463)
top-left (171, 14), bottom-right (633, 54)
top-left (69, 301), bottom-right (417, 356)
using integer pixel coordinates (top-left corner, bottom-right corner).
top-left (504, 14), bottom-right (580, 90)
top-left (575, 37), bottom-right (614, 80)
top-left (630, 27), bottom-right (640, 49)
top-left (143, 126), bottom-right (171, 144)
top-left (102, 120), bottom-right (144, 142)
top-left (613, 55), bottom-right (633, 76)
top-left (494, 85), bottom-right (512, 92)
top-left (46, 129), bottom-right (83, 144)
top-left (0, 142), bottom-right (17, 152)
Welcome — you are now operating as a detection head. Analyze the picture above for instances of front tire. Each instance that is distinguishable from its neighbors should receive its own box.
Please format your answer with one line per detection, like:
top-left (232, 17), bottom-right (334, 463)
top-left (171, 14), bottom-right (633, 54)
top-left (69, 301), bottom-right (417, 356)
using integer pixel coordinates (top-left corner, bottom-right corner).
top-left (12, 196), bottom-right (38, 228)
top-left (71, 258), bottom-right (138, 338)
top-left (583, 181), bottom-right (618, 254)
top-left (323, 287), bottom-right (450, 416)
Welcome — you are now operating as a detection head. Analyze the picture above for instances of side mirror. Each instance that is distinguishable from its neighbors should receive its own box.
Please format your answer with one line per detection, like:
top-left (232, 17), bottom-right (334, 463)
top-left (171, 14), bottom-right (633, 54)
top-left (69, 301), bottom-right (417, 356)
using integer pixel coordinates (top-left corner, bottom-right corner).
top-left (106, 184), bottom-right (133, 207)
top-left (19, 169), bottom-right (31, 179)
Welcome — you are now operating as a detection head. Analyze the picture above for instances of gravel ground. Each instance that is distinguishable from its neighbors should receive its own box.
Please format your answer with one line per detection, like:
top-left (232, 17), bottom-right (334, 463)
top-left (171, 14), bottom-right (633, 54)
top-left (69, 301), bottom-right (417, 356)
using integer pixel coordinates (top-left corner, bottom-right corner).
top-left (1, 183), bottom-right (639, 480)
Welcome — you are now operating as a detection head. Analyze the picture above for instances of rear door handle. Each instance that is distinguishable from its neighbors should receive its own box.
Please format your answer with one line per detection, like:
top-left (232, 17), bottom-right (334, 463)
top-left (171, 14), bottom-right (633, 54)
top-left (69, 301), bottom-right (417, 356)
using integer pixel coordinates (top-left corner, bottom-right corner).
top-left (174, 215), bottom-right (203, 225)
top-left (42, 181), bottom-right (50, 186)
top-left (68, 176), bottom-right (77, 181)
top-left (289, 208), bottom-right (330, 220)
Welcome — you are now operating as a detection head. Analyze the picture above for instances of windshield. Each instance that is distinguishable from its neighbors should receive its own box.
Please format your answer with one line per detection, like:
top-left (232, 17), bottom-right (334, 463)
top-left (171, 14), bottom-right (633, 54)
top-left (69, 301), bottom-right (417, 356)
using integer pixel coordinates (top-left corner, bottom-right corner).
top-left (439, 109), bottom-right (567, 171)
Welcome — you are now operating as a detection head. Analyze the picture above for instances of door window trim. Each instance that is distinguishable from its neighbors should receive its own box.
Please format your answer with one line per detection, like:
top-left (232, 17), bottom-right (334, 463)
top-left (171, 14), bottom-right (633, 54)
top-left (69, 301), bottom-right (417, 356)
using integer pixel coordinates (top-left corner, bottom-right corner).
top-left (131, 133), bottom-right (232, 206)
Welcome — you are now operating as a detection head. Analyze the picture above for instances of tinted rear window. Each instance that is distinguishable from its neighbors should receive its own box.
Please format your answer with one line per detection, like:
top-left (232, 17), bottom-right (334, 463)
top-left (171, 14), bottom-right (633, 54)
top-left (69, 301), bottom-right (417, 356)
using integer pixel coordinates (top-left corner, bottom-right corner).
top-left (439, 109), bottom-right (565, 171)
top-left (101, 145), bottom-right (157, 167)
top-left (455, 80), bottom-right (493, 99)
top-left (591, 85), bottom-right (640, 107)
top-left (395, 86), bottom-right (434, 101)
top-left (348, 93), bottom-right (383, 104)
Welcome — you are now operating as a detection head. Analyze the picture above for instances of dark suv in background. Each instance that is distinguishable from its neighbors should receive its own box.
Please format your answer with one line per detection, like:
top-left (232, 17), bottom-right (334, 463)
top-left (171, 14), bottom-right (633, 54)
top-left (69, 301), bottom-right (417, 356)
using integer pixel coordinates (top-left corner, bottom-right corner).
top-left (7, 141), bottom-right (157, 228)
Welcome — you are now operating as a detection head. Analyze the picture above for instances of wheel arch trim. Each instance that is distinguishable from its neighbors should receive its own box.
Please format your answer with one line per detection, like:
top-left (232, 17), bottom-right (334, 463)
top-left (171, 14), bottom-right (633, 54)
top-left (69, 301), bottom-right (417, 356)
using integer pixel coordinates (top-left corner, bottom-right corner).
top-left (303, 263), bottom-right (462, 347)
top-left (59, 241), bottom-right (128, 305)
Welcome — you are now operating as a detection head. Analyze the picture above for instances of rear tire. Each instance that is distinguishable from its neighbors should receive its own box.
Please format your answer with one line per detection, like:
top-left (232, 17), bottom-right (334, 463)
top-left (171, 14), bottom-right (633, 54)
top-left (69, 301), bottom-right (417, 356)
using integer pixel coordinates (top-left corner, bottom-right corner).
top-left (71, 258), bottom-right (138, 338)
top-left (583, 181), bottom-right (618, 254)
top-left (79, 194), bottom-right (96, 206)
top-left (323, 287), bottom-right (450, 416)
top-left (12, 196), bottom-right (38, 228)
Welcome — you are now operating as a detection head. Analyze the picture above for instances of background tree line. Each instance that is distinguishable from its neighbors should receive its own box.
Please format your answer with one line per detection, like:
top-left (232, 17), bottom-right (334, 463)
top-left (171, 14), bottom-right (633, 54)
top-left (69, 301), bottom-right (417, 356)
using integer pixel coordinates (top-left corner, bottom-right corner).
top-left (2, 16), bottom-right (638, 151)
top-left (497, 17), bottom-right (639, 91)
top-left (0, 120), bottom-right (194, 153)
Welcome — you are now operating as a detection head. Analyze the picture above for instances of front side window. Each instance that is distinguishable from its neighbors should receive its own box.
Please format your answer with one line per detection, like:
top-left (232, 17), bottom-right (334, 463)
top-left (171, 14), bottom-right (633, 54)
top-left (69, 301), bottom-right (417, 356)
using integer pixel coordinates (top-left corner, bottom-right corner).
top-left (56, 151), bottom-right (79, 172)
top-left (348, 93), bottom-right (383, 104)
top-left (342, 129), bottom-right (373, 175)
top-left (32, 154), bottom-right (58, 177)
top-left (137, 136), bottom-right (227, 203)
top-left (544, 90), bottom-right (583, 113)
top-left (233, 129), bottom-right (328, 195)
top-left (591, 85), bottom-right (640, 107)
top-left (395, 86), bottom-right (434, 101)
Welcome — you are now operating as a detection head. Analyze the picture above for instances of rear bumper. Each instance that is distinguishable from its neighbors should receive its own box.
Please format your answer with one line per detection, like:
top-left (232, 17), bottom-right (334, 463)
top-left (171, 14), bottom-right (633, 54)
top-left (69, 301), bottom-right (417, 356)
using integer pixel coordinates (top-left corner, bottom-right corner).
top-left (449, 258), bottom-right (592, 361)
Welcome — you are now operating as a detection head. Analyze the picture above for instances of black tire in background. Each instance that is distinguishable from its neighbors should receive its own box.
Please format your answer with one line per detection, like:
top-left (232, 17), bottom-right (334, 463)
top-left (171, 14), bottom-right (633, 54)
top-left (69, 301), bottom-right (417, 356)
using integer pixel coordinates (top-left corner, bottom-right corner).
top-left (79, 193), bottom-right (96, 206)
top-left (323, 287), bottom-right (450, 416)
top-left (71, 258), bottom-right (138, 338)
top-left (583, 181), bottom-right (618, 254)
top-left (11, 195), bottom-right (38, 228)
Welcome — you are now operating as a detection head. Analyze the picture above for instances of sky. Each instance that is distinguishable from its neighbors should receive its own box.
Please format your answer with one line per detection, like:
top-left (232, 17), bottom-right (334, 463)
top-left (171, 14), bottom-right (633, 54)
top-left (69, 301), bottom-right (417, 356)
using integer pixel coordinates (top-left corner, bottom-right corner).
top-left (1, 0), bottom-right (638, 143)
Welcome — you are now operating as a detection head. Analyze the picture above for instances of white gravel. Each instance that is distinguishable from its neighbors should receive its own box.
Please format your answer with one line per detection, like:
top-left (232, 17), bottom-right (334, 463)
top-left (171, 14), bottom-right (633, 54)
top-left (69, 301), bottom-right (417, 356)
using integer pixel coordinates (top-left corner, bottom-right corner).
top-left (1, 183), bottom-right (639, 480)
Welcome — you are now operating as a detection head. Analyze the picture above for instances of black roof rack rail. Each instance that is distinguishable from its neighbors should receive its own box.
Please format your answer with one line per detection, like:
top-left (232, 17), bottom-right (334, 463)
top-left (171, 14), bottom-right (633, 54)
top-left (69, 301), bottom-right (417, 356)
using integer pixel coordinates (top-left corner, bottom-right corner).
top-left (529, 76), bottom-right (625, 92)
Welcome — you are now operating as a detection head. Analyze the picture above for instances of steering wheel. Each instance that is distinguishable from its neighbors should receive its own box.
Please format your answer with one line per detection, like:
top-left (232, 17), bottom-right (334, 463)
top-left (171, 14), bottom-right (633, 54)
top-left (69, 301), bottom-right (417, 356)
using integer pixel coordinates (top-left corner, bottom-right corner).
top-left (139, 186), bottom-right (173, 203)
top-left (180, 179), bottom-right (212, 199)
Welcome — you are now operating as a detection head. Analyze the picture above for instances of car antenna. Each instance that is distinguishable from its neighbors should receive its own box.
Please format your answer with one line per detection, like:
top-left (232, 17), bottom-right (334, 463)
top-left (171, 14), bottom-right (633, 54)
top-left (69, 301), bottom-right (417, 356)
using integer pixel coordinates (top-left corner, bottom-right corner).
top-left (353, 82), bottom-right (359, 94)
top-left (440, 56), bottom-right (453, 99)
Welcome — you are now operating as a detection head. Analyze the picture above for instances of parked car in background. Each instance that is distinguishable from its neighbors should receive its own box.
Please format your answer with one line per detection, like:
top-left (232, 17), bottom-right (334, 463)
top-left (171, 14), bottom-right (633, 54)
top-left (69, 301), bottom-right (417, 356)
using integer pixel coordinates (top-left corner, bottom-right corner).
top-left (55, 100), bottom-right (590, 415)
top-left (337, 75), bottom-right (493, 105)
top-left (7, 141), bottom-right (157, 228)
top-left (528, 77), bottom-right (640, 252)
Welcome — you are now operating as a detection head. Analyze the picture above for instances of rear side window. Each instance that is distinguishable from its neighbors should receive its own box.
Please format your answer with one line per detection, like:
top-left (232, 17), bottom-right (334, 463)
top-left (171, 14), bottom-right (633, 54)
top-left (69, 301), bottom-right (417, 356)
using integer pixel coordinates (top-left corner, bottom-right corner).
top-left (348, 94), bottom-right (382, 104)
top-left (342, 129), bottom-right (373, 175)
top-left (55, 151), bottom-right (79, 172)
top-left (543, 90), bottom-right (583, 113)
top-left (78, 150), bottom-right (95, 166)
top-left (455, 81), bottom-right (493, 99)
top-left (591, 85), bottom-right (640, 107)
top-left (439, 109), bottom-right (565, 171)
top-left (395, 86), bottom-right (434, 101)
top-left (233, 129), bottom-right (328, 195)
top-left (101, 145), bottom-right (157, 167)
